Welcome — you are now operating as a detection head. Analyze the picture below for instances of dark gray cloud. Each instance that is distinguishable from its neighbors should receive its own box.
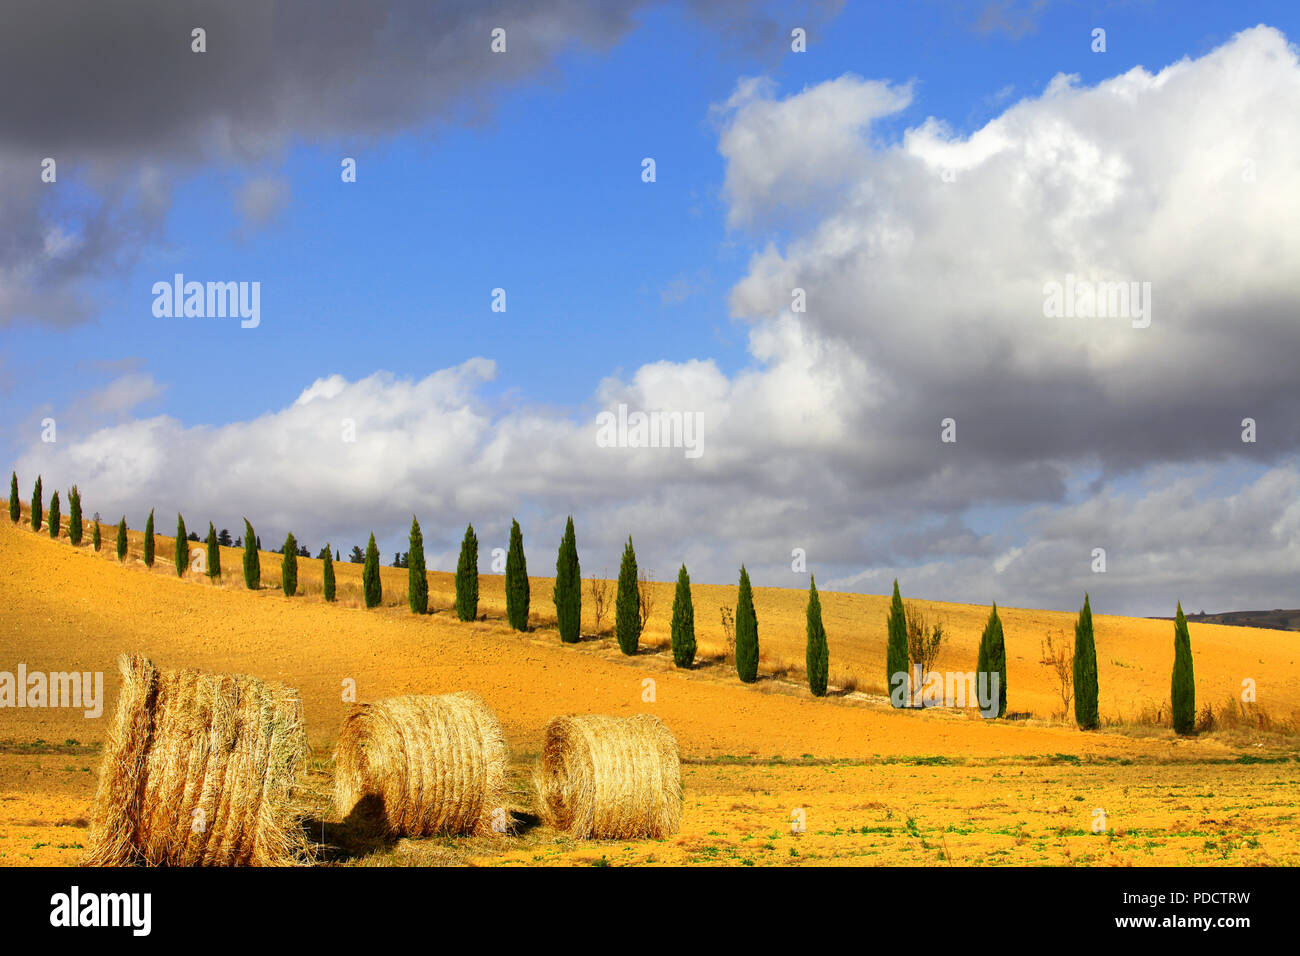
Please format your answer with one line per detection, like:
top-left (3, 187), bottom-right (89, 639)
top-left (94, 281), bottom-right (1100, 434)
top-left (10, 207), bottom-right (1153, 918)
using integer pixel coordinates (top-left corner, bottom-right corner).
top-left (0, 1), bottom-right (643, 154)
top-left (0, 0), bottom-right (661, 326)
top-left (1, 0), bottom-right (845, 327)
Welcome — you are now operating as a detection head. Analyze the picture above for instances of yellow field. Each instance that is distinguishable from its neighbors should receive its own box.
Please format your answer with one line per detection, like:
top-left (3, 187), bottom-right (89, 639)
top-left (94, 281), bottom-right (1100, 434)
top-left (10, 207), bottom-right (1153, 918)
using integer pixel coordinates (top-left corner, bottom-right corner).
top-left (1, 509), bottom-right (1297, 866)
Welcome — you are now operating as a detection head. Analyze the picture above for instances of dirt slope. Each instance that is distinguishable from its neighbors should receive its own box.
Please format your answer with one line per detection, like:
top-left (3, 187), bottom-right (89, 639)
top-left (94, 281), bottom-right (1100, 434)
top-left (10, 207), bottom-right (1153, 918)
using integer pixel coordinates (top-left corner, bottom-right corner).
top-left (3, 513), bottom-right (1298, 868)
top-left (2, 514), bottom-right (1290, 758)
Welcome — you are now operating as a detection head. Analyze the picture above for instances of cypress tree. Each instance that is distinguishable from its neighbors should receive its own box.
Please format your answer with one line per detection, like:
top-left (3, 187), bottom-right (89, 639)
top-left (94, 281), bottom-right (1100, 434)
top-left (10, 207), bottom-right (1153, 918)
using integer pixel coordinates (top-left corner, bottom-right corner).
top-left (322, 545), bottom-right (336, 602)
top-left (455, 523), bottom-right (479, 621)
top-left (976, 602), bottom-right (1008, 718)
top-left (552, 516), bottom-right (581, 643)
top-left (806, 575), bottom-right (829, 697)
top-left (172, 515), bottom-right (188, 574)
top-left (175, 514), bottom-right (189, 576)
top-left (281, 532), bottom-right (298, 596)
top-left (143, 509), bottom-right (155, 566)
top-left (670, 564), bottom-right (696, 669)
top-left (116, 517), bottom-right (127, 561)
top-left (1171, 601), bottom-right (1196, 735)
top-left (734, 565), bottom-right (759, 683)
top-left (242, 518), bottom-right (260, 589)
top-left (48, 491), bottom-right (61, 539)
top-left (407, 517), bottom-right (427, 614)
top-left (615, 536), bottom-right (640, 655)
top-left (1073, 594), bottom-right (1099, 730)
top-left (31, 476), bottom-right (42, 531)
top-left (505, 519), bottom-right (530, 631)
top-left (8, 472), bottom-right (17, 523)
top-left (362, 532), bottom-right (381, 607)
top-left (92, 517), bottom-right (101, 552)
top-left (205, 522), bottom-right (220, 579)
top-left (68, 486), bottom-right (83, 545)
top-left (886, 580), bottom-right (909, 708)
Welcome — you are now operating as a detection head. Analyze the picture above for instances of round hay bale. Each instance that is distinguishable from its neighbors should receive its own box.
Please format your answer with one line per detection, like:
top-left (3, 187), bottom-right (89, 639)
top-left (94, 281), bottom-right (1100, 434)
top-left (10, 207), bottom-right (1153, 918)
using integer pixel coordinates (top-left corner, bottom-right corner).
top-left (333, 693), bottom-right (510, 836)
top-left (86, 653), bottom-right (310, 866)
top-left (535, 714), bottom-right (682, 839)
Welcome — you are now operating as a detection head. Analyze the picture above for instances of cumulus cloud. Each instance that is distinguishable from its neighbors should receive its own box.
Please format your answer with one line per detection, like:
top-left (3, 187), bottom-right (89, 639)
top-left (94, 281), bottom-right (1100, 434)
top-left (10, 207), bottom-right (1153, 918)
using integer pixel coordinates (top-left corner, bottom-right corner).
top-left (724, 25), bottom-right (1300, 477)
top-left (717, 74), bottom-right (914, 228)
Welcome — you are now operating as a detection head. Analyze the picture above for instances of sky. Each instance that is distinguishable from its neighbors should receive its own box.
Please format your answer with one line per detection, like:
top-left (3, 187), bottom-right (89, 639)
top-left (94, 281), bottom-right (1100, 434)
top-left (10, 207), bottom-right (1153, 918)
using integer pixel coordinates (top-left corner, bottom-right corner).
top-left (2, 0), bottom-right (1299, 616)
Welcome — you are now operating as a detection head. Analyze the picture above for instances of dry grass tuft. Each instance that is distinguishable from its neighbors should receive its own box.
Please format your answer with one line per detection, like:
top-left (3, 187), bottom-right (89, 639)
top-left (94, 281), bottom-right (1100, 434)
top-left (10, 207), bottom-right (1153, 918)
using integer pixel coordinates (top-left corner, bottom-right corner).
top-left (334, 693), bottom-right (510, 836)
top-left (86, 653), bottom-right (310, 866)
top-left (1194, 696), bottom-right (1300, 736)
top-left (535, 713), bottom-right (682, 840)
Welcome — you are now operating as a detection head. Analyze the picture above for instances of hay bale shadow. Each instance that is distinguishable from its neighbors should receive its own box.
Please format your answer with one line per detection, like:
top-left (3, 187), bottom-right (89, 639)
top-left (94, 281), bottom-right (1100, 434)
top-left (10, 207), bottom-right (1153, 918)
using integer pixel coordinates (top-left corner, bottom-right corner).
top-left (307, 794), bottom-right (398, 863)
top-left (509, 811), bottom-right (544, 836)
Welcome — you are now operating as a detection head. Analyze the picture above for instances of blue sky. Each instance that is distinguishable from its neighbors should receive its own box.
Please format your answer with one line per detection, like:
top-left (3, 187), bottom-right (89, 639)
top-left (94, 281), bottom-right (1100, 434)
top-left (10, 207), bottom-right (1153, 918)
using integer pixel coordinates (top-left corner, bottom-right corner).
top-left (7, 0), bottom-right (1293, 431)
top-left (4, 1), bottom-right (1299, 614)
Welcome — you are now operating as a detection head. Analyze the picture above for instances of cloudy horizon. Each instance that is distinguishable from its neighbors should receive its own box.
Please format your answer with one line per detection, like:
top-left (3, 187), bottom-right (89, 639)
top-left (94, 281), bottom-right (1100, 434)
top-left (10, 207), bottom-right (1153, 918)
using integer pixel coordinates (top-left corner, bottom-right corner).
top-left (3, 2), bottom-right (1298, 617)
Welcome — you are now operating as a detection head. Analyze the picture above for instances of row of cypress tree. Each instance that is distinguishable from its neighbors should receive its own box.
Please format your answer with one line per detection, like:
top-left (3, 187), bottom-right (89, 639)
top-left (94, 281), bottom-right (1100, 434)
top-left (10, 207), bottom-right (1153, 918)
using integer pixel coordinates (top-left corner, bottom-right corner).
top-left (7, 471), bottom-right (1199, 722)
top-left (882, 579), bottom-right (1026, 721)
top-left (4, 473), bottom-right (807, 692)
top-left (883, 580), bottom-right (1197, 734)
top-left (554, 527), bottom-right (705, 670)
top-left (882, 580), bottom-right (1036, 722)
top-left (10, 474), bottom-right (99, 551)
top-left (1071, 593), bottom-right (1195, 734)
top-left (0, 481), bottom-right (851, 699)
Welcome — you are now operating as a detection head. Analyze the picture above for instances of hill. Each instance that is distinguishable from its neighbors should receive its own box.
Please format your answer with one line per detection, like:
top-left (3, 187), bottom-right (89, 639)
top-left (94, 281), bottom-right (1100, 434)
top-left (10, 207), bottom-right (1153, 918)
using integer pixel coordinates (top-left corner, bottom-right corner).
top-left (3, 507), bottom-right (1299, 866)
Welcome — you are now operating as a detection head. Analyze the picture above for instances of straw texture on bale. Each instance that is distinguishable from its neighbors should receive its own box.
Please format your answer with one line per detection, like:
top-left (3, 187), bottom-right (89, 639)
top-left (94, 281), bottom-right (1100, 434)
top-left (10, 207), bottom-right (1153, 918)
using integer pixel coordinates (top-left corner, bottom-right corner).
top-left (536, 714), bottom-right (682, 839)
top-left (86, 653), bottom-right (310, 866)
top-left (334, 693), bottom-right (509, 836)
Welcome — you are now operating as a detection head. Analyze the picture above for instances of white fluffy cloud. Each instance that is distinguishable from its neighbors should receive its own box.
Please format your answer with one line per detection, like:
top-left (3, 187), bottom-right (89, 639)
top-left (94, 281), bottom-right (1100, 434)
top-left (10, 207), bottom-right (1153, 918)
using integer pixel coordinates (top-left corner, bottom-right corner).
top-left (17, 26), bottom-right (1300, 614)
top-left (726, 26), bottom-right (1300, 465)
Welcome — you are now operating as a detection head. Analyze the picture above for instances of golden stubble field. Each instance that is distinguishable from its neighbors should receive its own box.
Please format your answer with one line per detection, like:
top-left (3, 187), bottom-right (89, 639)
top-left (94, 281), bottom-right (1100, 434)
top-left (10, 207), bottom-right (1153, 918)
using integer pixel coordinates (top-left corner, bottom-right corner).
top-left (1, 511), bottom-right (1297, 866)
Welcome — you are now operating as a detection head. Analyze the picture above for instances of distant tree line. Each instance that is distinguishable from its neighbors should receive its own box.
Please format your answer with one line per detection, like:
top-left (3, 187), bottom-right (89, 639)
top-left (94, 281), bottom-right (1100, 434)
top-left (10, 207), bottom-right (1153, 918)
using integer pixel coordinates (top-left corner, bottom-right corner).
top-left (6, 469), bottom-right (1202, 732)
